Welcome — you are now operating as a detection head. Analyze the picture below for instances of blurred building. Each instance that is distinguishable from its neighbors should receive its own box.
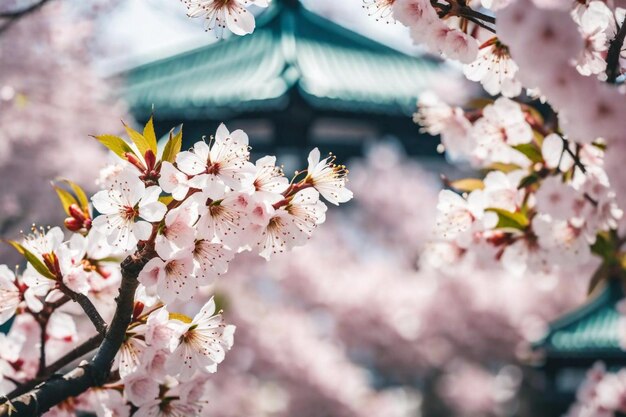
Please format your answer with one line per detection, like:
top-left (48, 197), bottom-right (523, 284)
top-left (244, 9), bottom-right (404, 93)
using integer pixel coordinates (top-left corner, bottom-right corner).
top-left (528, 280), bottom-right (626, 415)
top-left (118, 0), bottom-right (448, 162)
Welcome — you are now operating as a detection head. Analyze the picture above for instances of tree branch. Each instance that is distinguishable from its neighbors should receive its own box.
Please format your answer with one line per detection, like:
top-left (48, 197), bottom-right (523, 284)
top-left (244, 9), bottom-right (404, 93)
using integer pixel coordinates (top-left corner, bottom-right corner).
top-left (606, 20), bottom-right (626, 83)
top-left (59, 285), bottom-right (107, 336)
top-left (0, 247), bottom-right (154, 416)
top-left (36, 318), bottom-right (47, 377)
top-left (4, 333), bottom-right (104, 402)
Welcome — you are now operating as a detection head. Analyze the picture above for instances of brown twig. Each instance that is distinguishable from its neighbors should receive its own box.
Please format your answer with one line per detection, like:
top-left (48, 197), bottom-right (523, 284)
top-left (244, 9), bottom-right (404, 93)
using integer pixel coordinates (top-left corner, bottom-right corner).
top-left (58, 285), bottom-right (107, 336)
top-left (606, 19), bottom-right (626, 83)
top-left (0, 245), bottom-right (155, 416)
top-left (4, 334), bottom-right (104, 402)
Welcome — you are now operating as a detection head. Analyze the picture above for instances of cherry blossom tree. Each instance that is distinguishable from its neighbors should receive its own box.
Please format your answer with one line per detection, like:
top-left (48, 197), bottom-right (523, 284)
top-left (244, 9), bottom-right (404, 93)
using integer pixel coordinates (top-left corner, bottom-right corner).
top-left (0, 111), bottom-right (351, 416)
top-left (0, 0), bottom-right (128, 266)
top-left (360, 0), bottom-right (626, 414)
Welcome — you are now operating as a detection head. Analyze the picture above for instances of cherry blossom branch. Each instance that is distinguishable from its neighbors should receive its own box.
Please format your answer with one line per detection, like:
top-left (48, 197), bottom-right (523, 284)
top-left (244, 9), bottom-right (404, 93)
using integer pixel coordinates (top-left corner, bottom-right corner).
top-left (462, 14), bottom-right (496, 33)
top-left (0, 246), bottom-right (154, 417)
top-left (606, 19), bottom-right (626, 83)
top-left (58, 284), bottom-right (107, 335)
top-left (36, 318), bottom-right (47, 376)
top-left (4, 334), bottom-right (104, 402)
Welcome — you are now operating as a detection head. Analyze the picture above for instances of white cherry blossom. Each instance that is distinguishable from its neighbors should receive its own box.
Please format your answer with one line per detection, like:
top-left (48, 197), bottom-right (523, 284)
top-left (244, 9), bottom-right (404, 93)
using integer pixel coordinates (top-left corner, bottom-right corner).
top-left (91, 171), bottom-right (167, 250)
top-left (464, 39), bottom-right (522, 98)
top-left (192, 239), bottom-right (234, 285)
top-left (123, 372), bottom-right (160, 407)
top-left (306, 148), bottom-right (353, 205)
top-left (471, 97), bottom-right (533, 167)
top-left (138, 249), bottom-right (196, 304)
top-left (176, 123), bottom-right (254, 193)
top-left (180, 0), bottom-right (268, 37)
top-left (155, 204), bottom-right (198, 259)
top-left (0, 265), bottom-right (20, 325)
top-left (435, 189), bottom-right (498, 244)
top-left (159, 161), bottom-right (192, 201)
top-left (166, 297), bottom-right (235, 380)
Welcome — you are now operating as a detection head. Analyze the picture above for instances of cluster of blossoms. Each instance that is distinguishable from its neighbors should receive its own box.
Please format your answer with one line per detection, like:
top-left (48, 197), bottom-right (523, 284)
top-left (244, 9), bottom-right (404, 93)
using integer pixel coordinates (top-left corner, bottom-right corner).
top-left (416, 95), bottom-right (623, 277)
top-left (565, 362), bottom-right (626, 417)
top-left (364, 0), bottom-right (626, 413)
top-left (179, 0), bottom-right (269, 37)
top-left (0, 118), bottom-right (351, 416)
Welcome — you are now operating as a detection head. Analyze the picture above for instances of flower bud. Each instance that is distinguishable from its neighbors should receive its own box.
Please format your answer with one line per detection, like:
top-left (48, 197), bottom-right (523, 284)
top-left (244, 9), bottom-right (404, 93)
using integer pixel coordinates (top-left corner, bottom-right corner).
top-left (144, 149), bottom-right (156, 171)
top-left (68, 204), bottom-right (87, 222)
top-left (132, 301), bottom-right (145, 321)
top-left (64, 217), bottom-right (83, 232)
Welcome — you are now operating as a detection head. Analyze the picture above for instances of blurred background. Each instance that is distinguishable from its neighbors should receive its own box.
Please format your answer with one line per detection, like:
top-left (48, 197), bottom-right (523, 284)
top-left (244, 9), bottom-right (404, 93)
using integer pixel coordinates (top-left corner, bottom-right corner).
top-left (0, 0), bottom-right (604, 416)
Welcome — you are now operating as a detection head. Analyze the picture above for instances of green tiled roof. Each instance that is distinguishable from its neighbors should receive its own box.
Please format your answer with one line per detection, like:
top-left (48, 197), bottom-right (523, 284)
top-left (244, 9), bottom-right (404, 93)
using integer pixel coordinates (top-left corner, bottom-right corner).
top-left (120, 1), bottom-right (444, 120)
top-left (534, 280), bottom-right (625, 358)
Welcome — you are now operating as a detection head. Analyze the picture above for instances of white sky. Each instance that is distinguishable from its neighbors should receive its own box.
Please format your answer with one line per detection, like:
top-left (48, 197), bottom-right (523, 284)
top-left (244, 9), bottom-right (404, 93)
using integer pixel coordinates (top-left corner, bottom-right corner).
top-left (96, 0), bottom-right (420, 75)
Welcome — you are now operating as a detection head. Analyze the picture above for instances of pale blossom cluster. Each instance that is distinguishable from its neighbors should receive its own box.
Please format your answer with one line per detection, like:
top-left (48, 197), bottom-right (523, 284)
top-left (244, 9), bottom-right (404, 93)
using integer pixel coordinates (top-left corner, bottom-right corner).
top-left (565, 363), bottom-right (626, 417)
top-left (179, 0), bottom-right (269, 37)
top-left (392, 0), bottom-right (479, 64)
top-left (417, 93), bottom-right (623, 277)
top-left (0, 119), bottom-right (351, 416)
top-left (366, 0), bottom-right (626, 412)
top-left (199, 144), bottom-right (590, 417)
top-left (382, 0), bottom-right (626, 116)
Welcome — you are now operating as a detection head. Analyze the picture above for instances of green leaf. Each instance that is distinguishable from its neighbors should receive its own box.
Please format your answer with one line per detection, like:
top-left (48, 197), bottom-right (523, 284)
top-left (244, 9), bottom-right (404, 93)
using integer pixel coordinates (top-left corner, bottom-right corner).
top-left (162, 128), bottom-right (183, 163)
top-left (124, 122), bottom-right (151, 158)
top-left (587, 263), bottom-right (609, 295)
top-left (5, 240), bottom-right (56, 280)
top-left (142, 116), bottom-right (158, 154)
top-left (450, 178), bottom-right (484, 192)
top-left (513, 143), bottom-right (543, 163)
top-left (518, 173), bottom-right (540, 189)
top-left (61, 180), bottom-right (89, 213)
top-left (93, 134), bottom-right (133, 159)
top-left (487, 163), bottom-right (521, 173)
top-left (591, 233), bottom-right (613, 260)
top-left (52, 185), bottom-right (78, 216)
top-left (465, 98), bottom-right (495, 109)
top-left (486, 208), bottom-right (529, 230)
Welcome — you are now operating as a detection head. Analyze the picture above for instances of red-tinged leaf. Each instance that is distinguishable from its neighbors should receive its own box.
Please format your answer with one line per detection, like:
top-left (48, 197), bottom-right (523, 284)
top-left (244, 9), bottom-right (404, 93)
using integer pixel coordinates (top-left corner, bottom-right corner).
top-left (142, 116), bottom-right (158, 154)
top-left (52, 184), bottom-right (78, 216)
top-left (124, 122), bottom-right (151, 158)
top-left (60, 180), bottom-right (89, 213)
top-left (161, 127), bottom-right (183, 163)
top-left (4, 240), bottom-right (56, 280)
top-left (93, 134), bottom-right (134, 159)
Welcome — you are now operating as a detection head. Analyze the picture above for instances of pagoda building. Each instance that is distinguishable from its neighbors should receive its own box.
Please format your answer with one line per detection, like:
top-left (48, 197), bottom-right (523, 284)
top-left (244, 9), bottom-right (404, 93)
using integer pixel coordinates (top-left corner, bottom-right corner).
top-left (119, 0), bottom-right (448, 160)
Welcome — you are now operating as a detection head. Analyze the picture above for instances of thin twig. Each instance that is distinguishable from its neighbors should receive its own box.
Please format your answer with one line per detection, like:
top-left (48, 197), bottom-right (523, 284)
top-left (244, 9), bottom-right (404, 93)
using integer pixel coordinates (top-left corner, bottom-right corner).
top-left (606, 19), bottom-right (626, 83)
top-left (59, 285), bottom-right (107, 336)
top-left (461, 14), bottom-right (496, 33)
top-left (4, 334), bottom-right (104, 402)
top-left (37, 318), bottom-right (47, 377)
top-left (0, 246), bottom-right (155, 416)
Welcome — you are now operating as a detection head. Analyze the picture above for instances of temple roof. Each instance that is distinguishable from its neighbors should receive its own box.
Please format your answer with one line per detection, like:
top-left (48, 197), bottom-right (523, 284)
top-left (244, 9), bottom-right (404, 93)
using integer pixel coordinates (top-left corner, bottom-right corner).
top-left (120, 0), bottom-right (445, 120)
top-left (533, 280), bottom-right (625, 360)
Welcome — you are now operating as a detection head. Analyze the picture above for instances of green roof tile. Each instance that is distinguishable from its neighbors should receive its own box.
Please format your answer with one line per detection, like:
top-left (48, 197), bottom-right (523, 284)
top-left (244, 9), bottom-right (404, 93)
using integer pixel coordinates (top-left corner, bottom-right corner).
top-left (119, 1), bottom-right (444, 120)
top-left (534, 280), bottom-right (624, 357)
